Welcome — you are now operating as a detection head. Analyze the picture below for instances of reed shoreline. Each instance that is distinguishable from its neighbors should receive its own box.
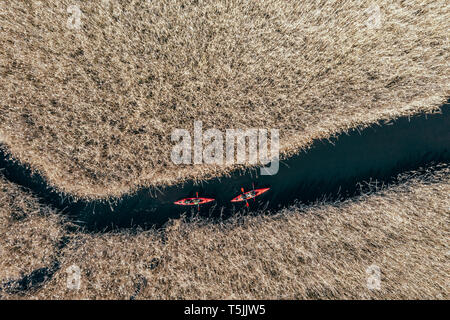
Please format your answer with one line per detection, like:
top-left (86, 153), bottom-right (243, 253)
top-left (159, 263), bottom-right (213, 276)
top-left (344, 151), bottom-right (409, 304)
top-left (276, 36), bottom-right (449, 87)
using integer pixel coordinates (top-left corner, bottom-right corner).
top-left (1, 0), bottom-right (448, 199)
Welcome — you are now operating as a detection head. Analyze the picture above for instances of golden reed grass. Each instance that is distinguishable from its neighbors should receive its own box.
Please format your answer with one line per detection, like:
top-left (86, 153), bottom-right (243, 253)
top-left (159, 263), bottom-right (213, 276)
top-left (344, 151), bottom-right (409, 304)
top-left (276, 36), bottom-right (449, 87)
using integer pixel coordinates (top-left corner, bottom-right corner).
top-left (0, 0), bottom-right (448, 199)
top-left (0, 174), bottom-right (66, 283)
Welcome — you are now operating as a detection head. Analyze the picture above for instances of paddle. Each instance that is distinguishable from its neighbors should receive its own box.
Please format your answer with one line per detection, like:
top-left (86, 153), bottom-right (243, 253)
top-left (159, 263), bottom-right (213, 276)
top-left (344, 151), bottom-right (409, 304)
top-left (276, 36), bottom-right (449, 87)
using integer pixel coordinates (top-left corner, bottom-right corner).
top-left (241, 187), bottom-right (249, 207)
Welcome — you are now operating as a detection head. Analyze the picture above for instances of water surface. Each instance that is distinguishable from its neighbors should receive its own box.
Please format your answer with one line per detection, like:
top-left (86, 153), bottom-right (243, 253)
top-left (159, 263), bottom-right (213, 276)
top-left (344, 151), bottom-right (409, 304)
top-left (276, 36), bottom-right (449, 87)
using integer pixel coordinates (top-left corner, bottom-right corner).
top-left (1, 104), bottom-right (449, 230)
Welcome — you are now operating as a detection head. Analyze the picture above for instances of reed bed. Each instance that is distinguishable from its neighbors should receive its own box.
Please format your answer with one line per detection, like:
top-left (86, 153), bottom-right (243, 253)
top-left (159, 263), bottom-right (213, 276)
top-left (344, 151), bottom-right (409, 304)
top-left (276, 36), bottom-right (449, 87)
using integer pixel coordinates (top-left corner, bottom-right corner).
top-left (5, 164), bottom-right (446, 299)
top-left (0, 0), bottom-right (448, 199)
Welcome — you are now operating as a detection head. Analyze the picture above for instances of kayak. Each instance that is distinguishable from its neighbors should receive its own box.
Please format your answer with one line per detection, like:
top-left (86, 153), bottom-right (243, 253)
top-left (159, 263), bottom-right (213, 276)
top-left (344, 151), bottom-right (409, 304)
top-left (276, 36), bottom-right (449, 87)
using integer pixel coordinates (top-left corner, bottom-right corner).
top-left (174, 192), bottom-right (215, 206)
top-left (174, 197), bottom-right (215, 206)
top-left (231, 187), bottom-right (270, 203)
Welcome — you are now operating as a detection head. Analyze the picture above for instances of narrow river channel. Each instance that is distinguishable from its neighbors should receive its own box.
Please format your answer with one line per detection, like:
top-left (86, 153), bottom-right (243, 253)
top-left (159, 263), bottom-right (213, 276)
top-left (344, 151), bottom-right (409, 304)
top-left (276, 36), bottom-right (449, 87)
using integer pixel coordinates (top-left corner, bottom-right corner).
top-left (1, 103), bottom-right (449, 231)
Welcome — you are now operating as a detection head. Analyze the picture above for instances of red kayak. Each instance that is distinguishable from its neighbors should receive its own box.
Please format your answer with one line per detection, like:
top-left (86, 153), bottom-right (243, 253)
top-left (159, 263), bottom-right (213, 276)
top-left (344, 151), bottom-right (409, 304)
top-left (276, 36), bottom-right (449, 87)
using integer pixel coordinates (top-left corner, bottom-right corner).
top-left (231, 186), bottom-right (270, 207)
top-left (174, 192), bottom-right (215, 206)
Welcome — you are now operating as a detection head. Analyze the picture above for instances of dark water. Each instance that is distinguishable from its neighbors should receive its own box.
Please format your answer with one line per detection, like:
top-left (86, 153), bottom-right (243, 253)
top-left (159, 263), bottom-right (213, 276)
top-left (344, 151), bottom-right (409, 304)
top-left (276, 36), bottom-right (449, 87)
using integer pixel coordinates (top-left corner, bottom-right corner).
top-left (1, 104), bottom-right (449, 231)
top-left (0, 262), bottom-right (60, 295)
top-left (0, 236), bottom-right (69, 294)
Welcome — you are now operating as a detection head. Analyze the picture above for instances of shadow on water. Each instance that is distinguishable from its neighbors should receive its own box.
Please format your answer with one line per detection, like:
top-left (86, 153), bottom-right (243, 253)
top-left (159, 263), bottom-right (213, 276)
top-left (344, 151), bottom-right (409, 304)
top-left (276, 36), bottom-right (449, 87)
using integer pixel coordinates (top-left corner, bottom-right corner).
top-left (0, 237), bottom-right (69, 295)
top-left (0, 262), bottom-right (60, 295)
top-left (1, 103), bottom-right (449, 231)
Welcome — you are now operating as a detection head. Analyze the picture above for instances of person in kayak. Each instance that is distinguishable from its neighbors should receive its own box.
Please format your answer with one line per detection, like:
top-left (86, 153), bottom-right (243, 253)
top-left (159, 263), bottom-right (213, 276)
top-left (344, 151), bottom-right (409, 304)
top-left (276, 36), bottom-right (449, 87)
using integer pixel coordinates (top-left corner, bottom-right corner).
top-left (241, 190), bottom-right (257, 200)
top-left (231, 186), bottom-right (270, 206)
top-left (174, 193), bottom-right (215, 207)
top-left (184, 198), bottom-right (202, 205)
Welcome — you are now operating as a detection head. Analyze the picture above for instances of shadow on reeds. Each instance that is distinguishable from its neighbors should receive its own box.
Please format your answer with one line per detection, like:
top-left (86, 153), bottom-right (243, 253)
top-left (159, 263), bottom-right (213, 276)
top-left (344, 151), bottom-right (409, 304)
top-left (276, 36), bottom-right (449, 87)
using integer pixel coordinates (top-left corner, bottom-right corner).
top-left (1, 103), bottom-right (449, 231)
